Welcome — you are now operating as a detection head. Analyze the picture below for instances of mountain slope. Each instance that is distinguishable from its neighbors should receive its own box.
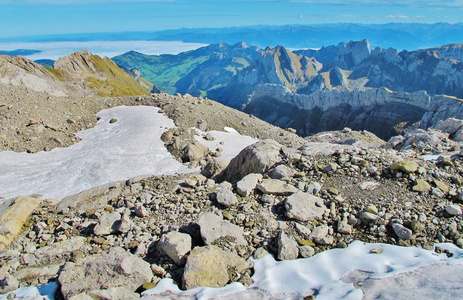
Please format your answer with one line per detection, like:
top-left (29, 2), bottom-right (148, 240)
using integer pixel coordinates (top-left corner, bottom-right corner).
top-left (53, 50), bottom-right (150, 97)
top-left (113, 42), bottom-right (259, 95)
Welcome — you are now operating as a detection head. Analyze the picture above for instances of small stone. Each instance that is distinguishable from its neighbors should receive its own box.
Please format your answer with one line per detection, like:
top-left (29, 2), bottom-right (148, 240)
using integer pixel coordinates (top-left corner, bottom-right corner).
top-left (256, 179), bottom-right (298, 196)
top-left (359, 182), bottom-right (379, 191)
top-left (93, 212), bottom-right (121, 236)
top-left (392, 223), bottom-right (413, 240)
top-left (299, 246), bottom-right (315, 258)
top-left (277, 231), bottom-right (299, 260)
top-left (268, 164), bottom-right (296, 180)
top-left (236, 174), bottom-right (262, 197)
top-left (109, 118), bottom-right (118, 124)
top-left (391, 160), bottom-right (419, 174)
top-left (365, 204), bottom-right (378, 214)
top-left (410, 221), bottom-right (425, 233)
top-left (412, 179), bottom-right (431, 192)
top-left (158, 232), bottom-right (192, 265)
top-left (306, 182), bottom-right (322, 195)
top-left (327, 187), bottom-right (339, 195)
top-left (253, 247), bottom-right (269, 259)
top-left (216, 187), bottom-right (238, 207)
top-left (134, 205), bottom-right (148, 218)
top-left (370, 248), bottom-right (383, 254)
top-left (360, 211), bottom-right (380, 224)
top-left (337, 221), bottom-right (352, 234)
top-left (309, 225), bottom-right (334, 245)
top-left (445, 204), bottom-right (462, 216)
top-left (204, 133), bottom-right (215, 141)
top-left (434, 180), bottom-right (450, 193)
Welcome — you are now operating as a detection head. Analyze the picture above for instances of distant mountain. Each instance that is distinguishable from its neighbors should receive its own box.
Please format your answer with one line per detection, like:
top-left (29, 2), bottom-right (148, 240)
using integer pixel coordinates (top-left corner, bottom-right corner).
top-left (0, 49), bottom-right (41, 56)
top-left (114, 40), bottom-right (463, 138)
top-left (113, 42), bottom-right (259, 95)
top-left (4, 23), bottom-right (463, 51)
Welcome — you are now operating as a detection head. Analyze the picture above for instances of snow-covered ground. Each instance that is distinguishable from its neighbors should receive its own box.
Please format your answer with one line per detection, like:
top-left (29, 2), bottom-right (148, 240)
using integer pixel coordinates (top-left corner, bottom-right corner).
top-left (0, 106), bottom-right (195, 200)
top-left (142, 241), bottom-right (463, 299)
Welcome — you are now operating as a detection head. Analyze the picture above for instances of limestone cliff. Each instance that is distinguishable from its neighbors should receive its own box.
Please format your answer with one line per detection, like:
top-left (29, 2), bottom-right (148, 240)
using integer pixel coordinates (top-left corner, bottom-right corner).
top-left (245, 84), bottom-right (463, 139)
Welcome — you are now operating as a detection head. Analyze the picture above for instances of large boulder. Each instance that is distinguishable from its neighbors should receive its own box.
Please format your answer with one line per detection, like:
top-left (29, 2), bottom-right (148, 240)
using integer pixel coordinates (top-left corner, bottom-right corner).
top-left (58, 247), bottom-right (153, 299)
top-left (284, 191), bottom-right (327, 221)
top-left (182, 246), bottom-right (251, 290)
top-left (217, 140), bottom-right (283, 182)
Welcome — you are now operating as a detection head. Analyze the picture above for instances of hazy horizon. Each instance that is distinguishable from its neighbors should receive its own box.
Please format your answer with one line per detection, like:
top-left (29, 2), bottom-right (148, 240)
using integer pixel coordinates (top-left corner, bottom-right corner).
top-left (1, 0), bottom-right (462, 39)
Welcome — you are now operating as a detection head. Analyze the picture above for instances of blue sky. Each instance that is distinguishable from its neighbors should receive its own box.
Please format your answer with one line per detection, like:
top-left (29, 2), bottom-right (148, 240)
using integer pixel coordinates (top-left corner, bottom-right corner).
top-left (0, 0), bottom-right (462, 38)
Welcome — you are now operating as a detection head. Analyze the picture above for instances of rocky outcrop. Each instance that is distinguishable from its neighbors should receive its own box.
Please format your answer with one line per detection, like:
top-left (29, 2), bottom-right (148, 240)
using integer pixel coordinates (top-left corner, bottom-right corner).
top-left (245, 84), bottom-right (463, 139)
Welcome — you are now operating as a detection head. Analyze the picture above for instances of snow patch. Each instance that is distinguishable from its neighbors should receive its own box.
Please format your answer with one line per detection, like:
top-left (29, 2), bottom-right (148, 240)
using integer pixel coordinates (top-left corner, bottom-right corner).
top-left (142, 241), bottom-right (463, 299)
top-left (194, 128), bottom-right (257, 162)
top-left (0, 106), bottom-right (194, 200)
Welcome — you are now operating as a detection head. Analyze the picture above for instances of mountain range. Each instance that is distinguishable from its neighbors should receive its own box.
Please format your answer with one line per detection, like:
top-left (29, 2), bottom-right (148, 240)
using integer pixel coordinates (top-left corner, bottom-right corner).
top-left (113, 40), bottom-right (463, 139)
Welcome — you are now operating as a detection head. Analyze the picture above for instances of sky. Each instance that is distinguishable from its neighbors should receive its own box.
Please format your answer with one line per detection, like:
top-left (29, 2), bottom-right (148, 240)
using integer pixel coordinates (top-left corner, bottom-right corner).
top-left (0, 0), bottom-right (462, 38)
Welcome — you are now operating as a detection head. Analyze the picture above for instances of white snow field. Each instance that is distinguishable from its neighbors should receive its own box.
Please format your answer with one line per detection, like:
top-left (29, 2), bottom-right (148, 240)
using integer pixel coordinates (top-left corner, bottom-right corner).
top-left (0, 106), bottom-right (196, 200)
top-left (142, 241), bottom-right (463, 299)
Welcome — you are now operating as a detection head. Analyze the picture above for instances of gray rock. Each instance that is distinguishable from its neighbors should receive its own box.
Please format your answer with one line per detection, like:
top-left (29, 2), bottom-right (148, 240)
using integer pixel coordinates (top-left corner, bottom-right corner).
top-left (236, 173), bottom-right (263, 197)
top-left (294, 223), bottom-right (312, 238)
top-left (445, 204), bottom-right (462, 216)
top-left (88, 287), bottom-right (140, 300)
top-left (116, 213), bottom-right (132, 234)
top-left (93, 212), bottom-right (121, 236)
top-left (134, 205), bottom-right (148, 218)
top-left (306, 182), bottom-right (322, 195)
top-left (284, 191), bottom-right (327, 221)
top-left (337, 220), bottom-right (352, 234)
top-left (256, 179), bottom-right (298, 196)
top-left (197, 212), bottom-right (247, 248)
top-left (268, 164), bottom-right (296, 180)
top-left (59, 247), bottom-right (153, 299)
top-left (0, 274), bottom-right (19, 294)
top-left (253, 247), bottom-right (269, 259)
top-left (216, 187), bottom-right (238, 207)
top-left (360, 211), bottom-right (381, 225)
top-left (392, 223), bottom-right (413, 240)
top-left (182, 246), bottom-right (251, 289)
top-left (309, 225), bottom-right (334, 245)
top-left (299, 246), bottom-right (315, 258)
top-left (277, 231), bottom-right (299, 260)
top-left (158, 232), bottom-right (192, 265)
top-left (218, 140), bottom-right (282, 182)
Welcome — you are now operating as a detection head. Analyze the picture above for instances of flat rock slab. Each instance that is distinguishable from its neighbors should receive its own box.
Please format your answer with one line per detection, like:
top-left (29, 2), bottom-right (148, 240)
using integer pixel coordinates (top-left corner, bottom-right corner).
top-left (197, 212), bottom-right (247, 247)
top-left (256, 179), bottom-right (298, 196)
top-left (284, 191), bottom-right (327, 221)
top-left (58, 247), bottom-right (153, 299)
